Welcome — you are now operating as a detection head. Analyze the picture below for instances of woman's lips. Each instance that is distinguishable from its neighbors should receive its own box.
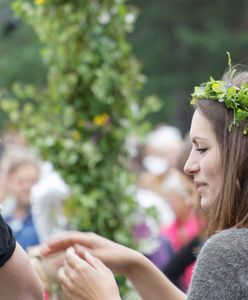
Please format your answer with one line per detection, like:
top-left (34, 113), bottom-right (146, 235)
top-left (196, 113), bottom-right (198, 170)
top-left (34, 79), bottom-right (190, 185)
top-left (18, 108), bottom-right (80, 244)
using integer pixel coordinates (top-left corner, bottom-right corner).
top-left (194, 181), bottom-right (207, 194)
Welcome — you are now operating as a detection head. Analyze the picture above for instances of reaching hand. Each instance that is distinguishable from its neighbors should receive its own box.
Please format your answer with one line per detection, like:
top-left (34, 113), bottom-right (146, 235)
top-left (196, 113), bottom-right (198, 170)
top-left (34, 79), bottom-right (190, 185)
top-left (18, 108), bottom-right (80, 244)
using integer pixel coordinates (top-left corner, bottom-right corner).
top-left (58, 247), bottom-right (121, 300)
top-left (38, 231), bottom-right (184, 300)
top-left (40, 231), bottom-right (139, 276)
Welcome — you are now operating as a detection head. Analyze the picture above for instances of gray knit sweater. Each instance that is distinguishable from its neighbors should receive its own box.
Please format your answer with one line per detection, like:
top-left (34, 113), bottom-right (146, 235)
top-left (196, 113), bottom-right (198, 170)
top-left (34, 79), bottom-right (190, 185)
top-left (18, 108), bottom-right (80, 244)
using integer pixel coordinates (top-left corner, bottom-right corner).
top-left (187, 228), bottom-right (248, 300)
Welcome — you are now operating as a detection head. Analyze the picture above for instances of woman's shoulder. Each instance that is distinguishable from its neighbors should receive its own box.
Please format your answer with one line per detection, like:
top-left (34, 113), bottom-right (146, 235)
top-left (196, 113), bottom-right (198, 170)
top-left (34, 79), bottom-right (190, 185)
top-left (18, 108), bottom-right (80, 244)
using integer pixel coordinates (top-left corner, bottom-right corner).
top-left (187, 228), bottom-right (248, 299)
top-left (203, 227), bottom-right (248, 251)
top-left (196, 227), bottom-right (248, 267)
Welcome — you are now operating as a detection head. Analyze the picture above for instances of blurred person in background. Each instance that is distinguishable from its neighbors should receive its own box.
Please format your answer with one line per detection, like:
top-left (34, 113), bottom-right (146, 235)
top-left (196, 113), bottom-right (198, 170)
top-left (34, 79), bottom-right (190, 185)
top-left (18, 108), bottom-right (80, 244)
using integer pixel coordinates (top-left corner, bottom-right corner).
top-left (142, 125), bottom-right (183, 175)
top-left (0, 131), bottom-right (27, 204)
top-left (123, 126), bottom-right (184, 272)
top-left (161, 133), bottom-right (206, 292)
top-left (133, 124), bottom-right (183, 228)
top-left (0, 131), bottom-right (70, 245)
top-left (158, 168), bottom-right (205, 291)
top-left (159, 169), bottom-right (201, 252)
top-left (31, 160), bottom-right (70, 244)
top-left (0, 147), bottom-right (41, 251)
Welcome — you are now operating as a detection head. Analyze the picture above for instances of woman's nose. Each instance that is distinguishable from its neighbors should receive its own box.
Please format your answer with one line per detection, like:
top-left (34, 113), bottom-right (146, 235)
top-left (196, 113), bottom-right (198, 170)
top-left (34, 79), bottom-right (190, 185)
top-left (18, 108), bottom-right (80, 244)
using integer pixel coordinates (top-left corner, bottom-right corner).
top-left (184, 153), bottom-right (199, 176)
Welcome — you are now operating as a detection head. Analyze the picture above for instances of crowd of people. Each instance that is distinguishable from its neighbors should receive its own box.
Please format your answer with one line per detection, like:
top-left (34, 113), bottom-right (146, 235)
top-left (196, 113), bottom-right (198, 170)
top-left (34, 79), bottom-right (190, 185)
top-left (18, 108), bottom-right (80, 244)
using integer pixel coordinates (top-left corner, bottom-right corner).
top-left (0, 63), bottom-right (248, 299)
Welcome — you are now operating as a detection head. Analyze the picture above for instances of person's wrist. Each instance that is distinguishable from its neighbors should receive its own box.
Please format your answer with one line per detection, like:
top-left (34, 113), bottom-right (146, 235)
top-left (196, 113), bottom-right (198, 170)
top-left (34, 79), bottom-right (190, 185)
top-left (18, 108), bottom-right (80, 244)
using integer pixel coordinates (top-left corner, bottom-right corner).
top-left (122, 249), bottom-right (144, 278)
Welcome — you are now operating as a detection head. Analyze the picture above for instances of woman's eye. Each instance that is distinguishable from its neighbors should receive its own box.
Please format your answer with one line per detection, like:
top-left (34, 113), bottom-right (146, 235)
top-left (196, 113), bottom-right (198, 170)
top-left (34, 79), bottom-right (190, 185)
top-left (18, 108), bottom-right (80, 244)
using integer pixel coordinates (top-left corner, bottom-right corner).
top-left (196, 148), bottom-right (207, 154)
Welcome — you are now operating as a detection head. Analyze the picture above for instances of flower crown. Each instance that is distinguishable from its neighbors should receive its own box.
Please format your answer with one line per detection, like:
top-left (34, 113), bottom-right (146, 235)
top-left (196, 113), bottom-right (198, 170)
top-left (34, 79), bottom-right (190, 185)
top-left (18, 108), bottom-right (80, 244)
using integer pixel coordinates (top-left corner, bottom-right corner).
top-left (191, 53), bottom-right (248, 135)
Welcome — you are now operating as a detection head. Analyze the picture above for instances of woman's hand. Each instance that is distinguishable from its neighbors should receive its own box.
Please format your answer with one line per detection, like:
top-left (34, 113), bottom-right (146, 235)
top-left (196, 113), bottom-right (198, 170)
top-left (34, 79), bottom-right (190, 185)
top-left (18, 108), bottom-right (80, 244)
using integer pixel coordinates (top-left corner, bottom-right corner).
top-left (58, 247), bottom-right (121, 300)
top-left (40, 231), bottom-right (140, 276)
top-left (39, 232), bottom-right (186, 300)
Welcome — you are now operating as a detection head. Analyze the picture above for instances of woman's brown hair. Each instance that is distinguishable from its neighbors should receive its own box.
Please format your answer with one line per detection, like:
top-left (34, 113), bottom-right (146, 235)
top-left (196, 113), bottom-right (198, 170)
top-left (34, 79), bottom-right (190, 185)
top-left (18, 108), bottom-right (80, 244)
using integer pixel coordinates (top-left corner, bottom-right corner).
top-left (195, 70), bottom-right (248, 236)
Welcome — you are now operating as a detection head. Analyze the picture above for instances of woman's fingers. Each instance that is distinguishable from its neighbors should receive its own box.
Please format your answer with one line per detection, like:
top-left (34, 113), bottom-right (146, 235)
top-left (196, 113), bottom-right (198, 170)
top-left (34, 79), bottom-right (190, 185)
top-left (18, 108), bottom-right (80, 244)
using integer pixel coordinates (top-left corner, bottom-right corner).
top-left (58, 247), bottom-right (120, 300)
top-left (84, 250), bottom-right (110, 272)
top-left (74, 243), bottom-right (86, 258)
top-left (65, 247), bottom-right (87, 269)
top-left (40, 232), bottom-right (96, 256)
top-left (58, 267), bottom-right (81, 300)
top-left (58, 267), bottom-right (66, 284)
top-left (39, 231), bottom-right (134, 277)
top-left (65, 246), bottom-right (107, 274)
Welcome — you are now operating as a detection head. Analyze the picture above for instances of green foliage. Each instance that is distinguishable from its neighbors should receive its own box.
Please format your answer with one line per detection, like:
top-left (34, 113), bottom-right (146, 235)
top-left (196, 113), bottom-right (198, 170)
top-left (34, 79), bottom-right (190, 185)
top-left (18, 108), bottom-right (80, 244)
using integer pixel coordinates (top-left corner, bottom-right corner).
top-left (130, 0), bottom-right (248, 130)
top-left (0, 0), bottom-right (47, 90)
top-left (2, 0), bottom-right (248, 134)
top-left (0, 0), bottom-right (159, 295)
top-left (191, 78), bottom-right (248, 134)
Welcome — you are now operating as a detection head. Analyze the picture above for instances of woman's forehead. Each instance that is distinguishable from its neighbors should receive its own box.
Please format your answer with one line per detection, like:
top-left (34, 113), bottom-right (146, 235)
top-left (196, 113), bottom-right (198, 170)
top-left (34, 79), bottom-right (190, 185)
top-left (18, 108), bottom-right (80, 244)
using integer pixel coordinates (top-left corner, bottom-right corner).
top-left (190, 110), bottom-right (215, 142)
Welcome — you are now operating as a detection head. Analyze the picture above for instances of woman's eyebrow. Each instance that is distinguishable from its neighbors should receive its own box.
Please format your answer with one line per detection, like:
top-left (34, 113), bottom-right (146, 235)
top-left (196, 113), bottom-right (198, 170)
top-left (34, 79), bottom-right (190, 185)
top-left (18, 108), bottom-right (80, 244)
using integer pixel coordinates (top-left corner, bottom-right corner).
top-left (192, 137), bottom-right (208, 143)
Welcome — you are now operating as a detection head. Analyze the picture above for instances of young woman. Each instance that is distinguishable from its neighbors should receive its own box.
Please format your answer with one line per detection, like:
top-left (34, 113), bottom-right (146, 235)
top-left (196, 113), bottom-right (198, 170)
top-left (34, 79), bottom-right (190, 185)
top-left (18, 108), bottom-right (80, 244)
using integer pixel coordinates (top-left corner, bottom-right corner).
top-left (39, 67), bottom-right (248, 299)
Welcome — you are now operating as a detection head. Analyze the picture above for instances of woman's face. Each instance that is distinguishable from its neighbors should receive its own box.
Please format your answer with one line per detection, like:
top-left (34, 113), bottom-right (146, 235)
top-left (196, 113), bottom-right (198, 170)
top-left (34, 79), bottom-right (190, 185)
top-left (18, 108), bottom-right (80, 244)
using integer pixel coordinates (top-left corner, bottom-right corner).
top-left (184, 110), bottom-right (222, 209)
top-left (8, 164), bottom-right (39, 207)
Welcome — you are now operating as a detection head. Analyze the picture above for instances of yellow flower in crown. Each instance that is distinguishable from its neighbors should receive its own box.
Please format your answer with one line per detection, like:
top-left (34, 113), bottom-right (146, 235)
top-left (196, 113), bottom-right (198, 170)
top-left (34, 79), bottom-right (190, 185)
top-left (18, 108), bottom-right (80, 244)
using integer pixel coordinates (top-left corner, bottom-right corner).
top-left (93, 113), bottom-right (110, 127)
top-left (211, 81), bottom-right (226, 94)
top-left (35, 0), bottom-right (46, 5)
top-left (211, 82), bottom-right (221, 92)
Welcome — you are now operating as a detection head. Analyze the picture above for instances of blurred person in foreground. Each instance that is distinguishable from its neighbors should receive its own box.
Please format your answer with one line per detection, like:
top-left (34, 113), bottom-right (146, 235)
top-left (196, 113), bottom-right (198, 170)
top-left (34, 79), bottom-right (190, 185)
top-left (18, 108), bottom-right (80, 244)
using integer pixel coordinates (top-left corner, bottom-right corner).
top-left (0, 199), bottom-right (43, 299)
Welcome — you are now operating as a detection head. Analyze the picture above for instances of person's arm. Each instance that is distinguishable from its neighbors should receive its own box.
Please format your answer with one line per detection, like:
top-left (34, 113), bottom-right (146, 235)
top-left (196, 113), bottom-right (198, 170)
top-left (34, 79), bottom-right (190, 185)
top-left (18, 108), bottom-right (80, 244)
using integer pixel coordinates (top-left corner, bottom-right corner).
top-left (40, 231), bottom-right (186, 300)
top-left (122, 250), bottom-right (186, 300)
top-left (0, 243), bottom-right (44, 300)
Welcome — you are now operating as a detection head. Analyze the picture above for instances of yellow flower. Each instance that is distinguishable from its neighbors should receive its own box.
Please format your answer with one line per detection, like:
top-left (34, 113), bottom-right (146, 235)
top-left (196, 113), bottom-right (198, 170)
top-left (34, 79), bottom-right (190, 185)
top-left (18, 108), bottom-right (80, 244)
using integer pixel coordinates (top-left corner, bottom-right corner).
top-left (93, 113), bottom-right (109, 127)
top-left (71, 130), bottom-right (81, 141)
top-left (212, 81), bottom-right (226, 94)
top-left (211, 82), bottom-right (221, 92)
top-left (35, 0), bottom-right (46, 5)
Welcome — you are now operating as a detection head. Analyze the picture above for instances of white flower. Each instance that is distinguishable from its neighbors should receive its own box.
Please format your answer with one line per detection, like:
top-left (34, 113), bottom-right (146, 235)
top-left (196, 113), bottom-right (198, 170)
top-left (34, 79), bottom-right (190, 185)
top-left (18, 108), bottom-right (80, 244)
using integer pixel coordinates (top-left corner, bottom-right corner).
top-left (98, 12), bottom-right (111, 25)
top-left (125, 13), bottom-right (135, 24)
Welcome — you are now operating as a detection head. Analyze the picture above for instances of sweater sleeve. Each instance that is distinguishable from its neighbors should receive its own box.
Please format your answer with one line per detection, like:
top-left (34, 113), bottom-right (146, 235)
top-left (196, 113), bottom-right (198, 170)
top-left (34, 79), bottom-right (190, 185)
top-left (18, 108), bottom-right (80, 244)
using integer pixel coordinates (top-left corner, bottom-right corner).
top-left (187, 229), bottom-right (248, 300)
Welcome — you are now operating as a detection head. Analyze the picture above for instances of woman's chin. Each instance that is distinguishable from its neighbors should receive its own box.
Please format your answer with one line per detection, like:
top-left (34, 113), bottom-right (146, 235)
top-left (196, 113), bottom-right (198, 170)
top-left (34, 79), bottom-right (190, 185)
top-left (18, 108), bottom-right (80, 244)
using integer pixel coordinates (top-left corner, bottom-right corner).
top-left (200, 196), bottom-right (211, 210)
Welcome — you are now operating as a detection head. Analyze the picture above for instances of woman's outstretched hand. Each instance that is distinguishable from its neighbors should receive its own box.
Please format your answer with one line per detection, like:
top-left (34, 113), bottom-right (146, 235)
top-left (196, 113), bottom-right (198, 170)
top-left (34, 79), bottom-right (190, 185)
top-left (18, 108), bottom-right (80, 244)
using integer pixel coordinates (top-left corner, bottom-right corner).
top-left (58, 247), bottom-right (121, 300)
top-left (39, 231), bottom-right (139, 276)
top-left (39, 231), bottom-right (186, 300)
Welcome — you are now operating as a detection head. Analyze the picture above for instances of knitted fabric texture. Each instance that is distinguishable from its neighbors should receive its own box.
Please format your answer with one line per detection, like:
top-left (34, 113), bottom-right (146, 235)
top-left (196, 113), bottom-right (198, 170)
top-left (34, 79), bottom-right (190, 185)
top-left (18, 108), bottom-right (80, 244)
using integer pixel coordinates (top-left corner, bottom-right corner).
top-left (187, 228), bottom-right (248, 299)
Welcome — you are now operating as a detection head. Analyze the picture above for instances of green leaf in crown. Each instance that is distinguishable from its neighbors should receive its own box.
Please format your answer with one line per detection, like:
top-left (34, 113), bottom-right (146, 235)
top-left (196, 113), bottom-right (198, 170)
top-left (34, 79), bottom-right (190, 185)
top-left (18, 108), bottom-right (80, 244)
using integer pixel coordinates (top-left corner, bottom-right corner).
top-left (191, 53), bottom-right (248, 134)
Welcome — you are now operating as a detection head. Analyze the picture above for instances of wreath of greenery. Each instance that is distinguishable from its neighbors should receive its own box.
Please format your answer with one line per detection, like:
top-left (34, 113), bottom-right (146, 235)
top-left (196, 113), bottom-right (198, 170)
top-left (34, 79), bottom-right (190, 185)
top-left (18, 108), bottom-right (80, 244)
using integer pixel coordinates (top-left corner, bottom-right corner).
top-left (191, 53), bottom-right (248, 134)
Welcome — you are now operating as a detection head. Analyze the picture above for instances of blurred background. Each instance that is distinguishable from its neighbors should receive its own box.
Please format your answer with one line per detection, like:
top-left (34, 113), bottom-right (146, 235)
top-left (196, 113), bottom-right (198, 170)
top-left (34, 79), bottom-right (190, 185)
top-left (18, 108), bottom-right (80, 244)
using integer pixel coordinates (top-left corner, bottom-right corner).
top-left (1, 1), bottom-right (248, 298)
top-left (1, 0), bottom-right (248, 132)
